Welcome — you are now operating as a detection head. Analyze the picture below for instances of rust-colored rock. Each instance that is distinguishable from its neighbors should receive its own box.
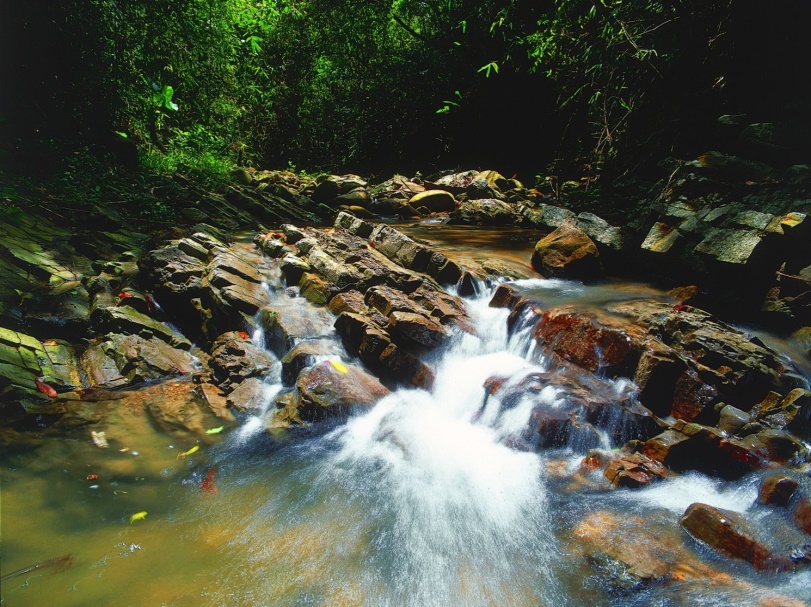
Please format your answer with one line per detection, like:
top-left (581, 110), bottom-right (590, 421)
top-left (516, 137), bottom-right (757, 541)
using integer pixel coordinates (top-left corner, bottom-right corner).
top-left (680, 503), bottom-right (795, 572)
top-left (534, 307), bottom-right (639, 376)
top-left (293, 360), bottom-right (390, 421)
top-left (758, 473), bottom-right (799, 507)
top-left (604, 452), bottom-right (669, 488)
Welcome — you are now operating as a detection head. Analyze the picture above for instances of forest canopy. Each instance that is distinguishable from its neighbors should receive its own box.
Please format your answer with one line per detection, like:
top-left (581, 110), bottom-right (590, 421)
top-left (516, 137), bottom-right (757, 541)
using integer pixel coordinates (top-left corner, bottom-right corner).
top-left (1, 0), bottom-right (805, 181)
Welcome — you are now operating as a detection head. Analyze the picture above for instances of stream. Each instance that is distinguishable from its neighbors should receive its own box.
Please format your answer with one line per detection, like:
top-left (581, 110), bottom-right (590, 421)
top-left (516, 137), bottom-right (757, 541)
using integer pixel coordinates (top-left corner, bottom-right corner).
top-left (2, 224), bottom-right (810, 607)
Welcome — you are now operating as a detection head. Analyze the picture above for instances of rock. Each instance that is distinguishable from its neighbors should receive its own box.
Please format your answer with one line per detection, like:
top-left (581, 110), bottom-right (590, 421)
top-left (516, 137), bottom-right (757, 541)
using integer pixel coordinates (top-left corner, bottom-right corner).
top-left (519, 202), bottom-right (576, 230)
top-left (226, 377), bottom-right (270, 413)
top-left (406, 190), bottom-right (456, 213)
top-left (575, 212), bottom-right (625, 257)
top-left (208, 331), bottom-right (277, 391)
top-left (290, 360), bottom-right (389, 421)
top-left (138, 244), bottom-right (206, 322)
top-left (145, 379), bottom-right (230, 435)
top-left (327, 289), bottom-right (369, 316)
top-left (642, 422), bottom-right (764, 479)
top-left (465, 178), bottom-right (504, 201)
top-left (78, 333), bottom-right (198, 390)
top-left (91, 304), bottom-right (191, 350)
top-left (448, 198), bottom-right (519, 226)
top-left (530, 224), bottom-right (602, 280)
top-left (280, 338), bottom-right (342, 386)
top-left (259, 303), bottom-right (335, 358)
top-left (692, 151), bottom-right (774, 182)
top-left (366, 284), bottom-right (421, 317)
top-left (758, 473), bottom-right (799, 507)
top-left (388, 311), bottom-right (447, 349)
top-left (572, 511), bottom-right (671, 591)
top-left (604, 452), bottom-right (670, 488)
top-left (641, 222), bottom-right (684, 255)
top-left (718, 404), bottom-right (751, 435)
top-left (534, 307), bottom-right (639, 376)
top-left (610, 300), bottom-right (801, 416)
top-left (426, 170), bottom-right (479, 194)
top-left (334, 187), bottom-right (370, 208)
top-left (279, 253), bottom-right (310, 286)
top-left (680, 503), bottom-right (794, 571)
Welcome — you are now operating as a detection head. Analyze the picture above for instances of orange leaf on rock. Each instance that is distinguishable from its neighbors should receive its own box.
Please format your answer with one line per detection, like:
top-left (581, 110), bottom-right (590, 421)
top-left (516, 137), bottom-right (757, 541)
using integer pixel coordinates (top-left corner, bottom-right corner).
top-left (35, 377), bottom-right (58, 398)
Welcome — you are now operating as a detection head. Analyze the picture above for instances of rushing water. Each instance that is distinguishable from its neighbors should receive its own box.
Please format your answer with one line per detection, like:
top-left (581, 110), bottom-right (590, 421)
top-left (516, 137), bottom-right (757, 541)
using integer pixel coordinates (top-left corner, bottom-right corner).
top-left (2, 225), bottom-right (810, 607)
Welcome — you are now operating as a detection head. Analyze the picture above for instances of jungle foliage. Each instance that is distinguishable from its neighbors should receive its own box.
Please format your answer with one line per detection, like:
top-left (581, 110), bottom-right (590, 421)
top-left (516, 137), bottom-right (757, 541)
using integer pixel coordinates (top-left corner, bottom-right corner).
top-left (1, 0), bottom-right (804, 182)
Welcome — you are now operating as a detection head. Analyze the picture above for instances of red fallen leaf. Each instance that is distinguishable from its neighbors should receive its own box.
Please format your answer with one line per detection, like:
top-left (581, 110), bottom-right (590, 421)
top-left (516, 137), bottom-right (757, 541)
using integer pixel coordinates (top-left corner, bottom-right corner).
top-left (368, 241), bottom-right (375, 249)
top-left (237, 331), bottom-right (250, 340)
top-left (86, 473), bottom-right (99, 481)
top-left (272, 233), bottom-right (283, 240)
top-left (201, 467), bottom-right (218, 494)
top-left (35, 376), bottom-right (58, 398)
top-left (673, 304), bottom-right (692, 313)
top-left (144, 293), bottom-right (155, 314)
top-left (117, 291), bottom-right (133, 299)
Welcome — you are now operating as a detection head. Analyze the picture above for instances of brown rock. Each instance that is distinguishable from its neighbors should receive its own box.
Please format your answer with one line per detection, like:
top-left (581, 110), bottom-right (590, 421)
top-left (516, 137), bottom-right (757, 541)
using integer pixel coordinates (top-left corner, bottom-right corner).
top-left (294, 360), bottom-right (390, 421)
top-left (758, 473), bottom-right (799, 507)
top-left (388, 311), bottom-right (446, 349)
top-left (604, 452), bottom-right (669, 488)
top-left (530, 224), bottom-right (603, 280)
top-left (534, 307), bottom-right (639, 376)
top-left (680, 503), bottom-right (795, 572)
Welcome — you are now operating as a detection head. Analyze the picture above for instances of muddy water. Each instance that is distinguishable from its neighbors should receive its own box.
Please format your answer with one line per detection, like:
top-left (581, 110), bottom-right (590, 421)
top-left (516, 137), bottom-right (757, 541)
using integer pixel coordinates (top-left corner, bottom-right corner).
top-left (2, 223), bottom-right (810, 607)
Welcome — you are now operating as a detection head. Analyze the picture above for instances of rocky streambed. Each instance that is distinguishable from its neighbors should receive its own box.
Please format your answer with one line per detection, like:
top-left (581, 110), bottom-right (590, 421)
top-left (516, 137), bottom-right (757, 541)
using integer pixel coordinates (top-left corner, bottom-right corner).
top-left (1, 166), bottom-right (811, 606)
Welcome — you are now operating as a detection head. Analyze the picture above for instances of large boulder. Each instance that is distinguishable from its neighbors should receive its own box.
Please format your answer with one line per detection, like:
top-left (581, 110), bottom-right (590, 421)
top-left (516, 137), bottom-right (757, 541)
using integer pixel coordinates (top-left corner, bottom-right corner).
top-left (207, 331), bottom-right (277, 392)
top-left (448, 199), bottom-right (519, 226)
top-left (530, 224), bottom-right (603, 280)
top-left (284, 359), bottom-right (390, 421)
top-left (407, 190), bottom-right (456, 213)
top-left (680, 503), bottom-right (795, 571)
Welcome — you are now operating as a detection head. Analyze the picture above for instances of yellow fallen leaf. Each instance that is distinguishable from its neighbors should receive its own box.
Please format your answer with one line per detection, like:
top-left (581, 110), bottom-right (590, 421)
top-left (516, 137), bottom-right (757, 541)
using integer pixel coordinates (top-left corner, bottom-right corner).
top-left (205, 426), bottom-right (224, 435)
top-left (129, 511), bottom-right (148, 524)
top-left (330, 360), bottom-right (348, 374)
top-left (177, 445), bottom-right (200, 459)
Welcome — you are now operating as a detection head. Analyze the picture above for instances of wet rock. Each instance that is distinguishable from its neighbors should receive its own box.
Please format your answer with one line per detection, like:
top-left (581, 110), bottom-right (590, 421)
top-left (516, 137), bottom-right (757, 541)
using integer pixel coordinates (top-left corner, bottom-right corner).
top-left (226, 377), bottom-right (270, 413)
top-left (279, 253), bottom-right (310, 286)
top-left (406, 190), bottom-right (456, 213)
top-left (288, 359), bottom-right (390, 421)
top-left (680, 502), bottom-right (795, 571)
top-left (377, 342), bottom-right (435, 389)
top-left (534, 307), bottom-right (639, 376)
top-left (758, 473), bottom-right (800, 507)
top-left (138, 244), bottom-right (206, 320)
top-left (610, 300), bottom-right (800, 416)
top-left (259, 303), bottom-right (335, 358)
top-left (208, 331), bottom-right (276, 391)
top-left (280, 338), bottom-right (342, 386)
top-left (642, 421), bottom-right (765, 479)
top-left (531, 224), bottom-right (603, 280)
top-left (328, 289), bottom-right (369, 316)
top-left (572, 511), bottom-right (671, 592)
top-left (388, 311), bottom-right (447, 349)
top-left (81, 333), bottom-right (197, 388)
top-left (448, 198), bottom-right (519, 226)
top-left (145, 379), bottom-right (230, 435)
top-left (718, 404), bottom-right (751, 435)
top-left (604, 452), bottom-right (670, 488)
top-left (91, 304), bottom-right (191, 350)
